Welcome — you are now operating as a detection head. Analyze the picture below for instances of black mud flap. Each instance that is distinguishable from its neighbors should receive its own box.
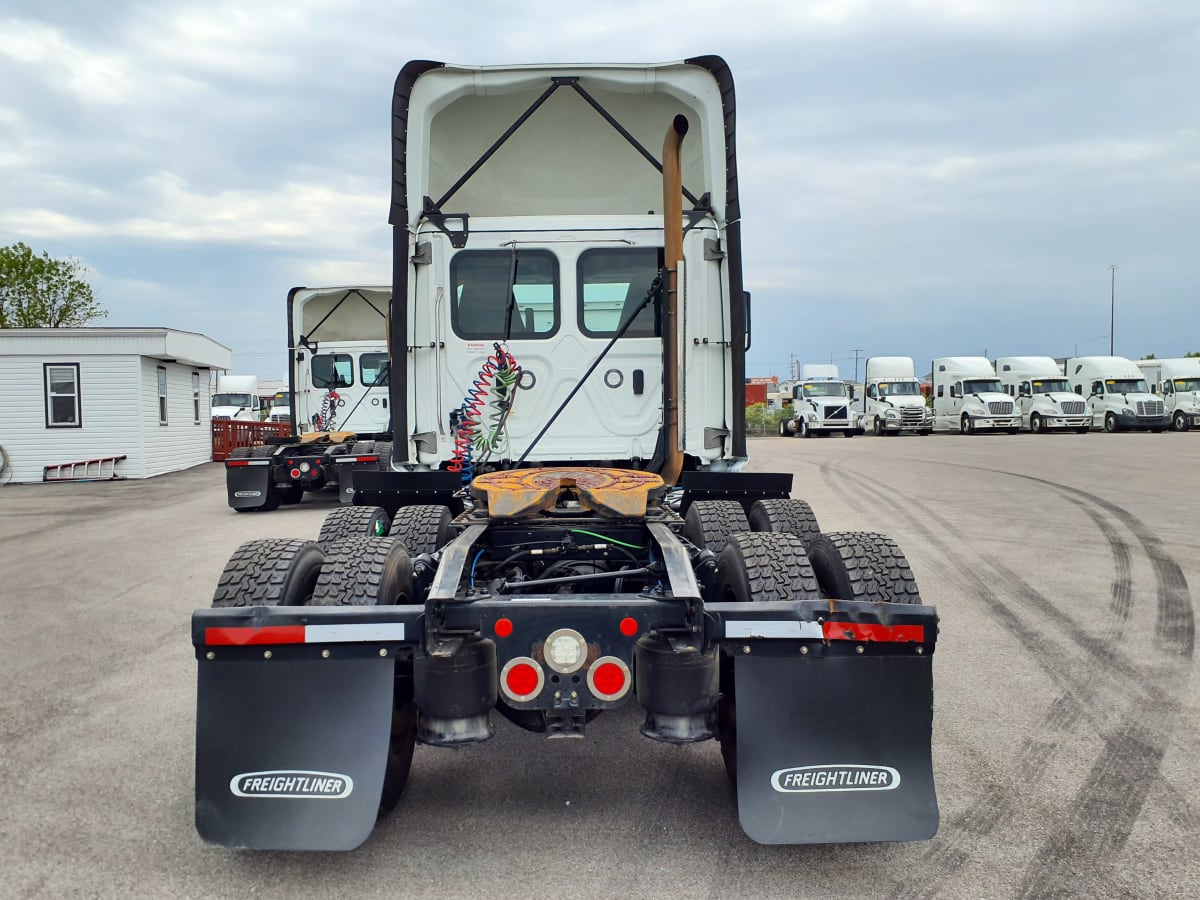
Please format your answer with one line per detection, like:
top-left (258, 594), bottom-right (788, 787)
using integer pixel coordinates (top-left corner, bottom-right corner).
top-left (225, 462), bottom-right (272, 510)
top-left (196, 655), bottom-right (394, 850)
top-left (734, 651), bottom-right (937, 844)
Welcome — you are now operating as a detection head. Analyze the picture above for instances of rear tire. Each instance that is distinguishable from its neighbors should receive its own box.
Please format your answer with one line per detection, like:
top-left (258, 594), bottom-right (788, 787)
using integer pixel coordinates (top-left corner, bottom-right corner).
top-left (318, 505), bottom-right (391, 548)
top-left (374, 440), bottom-right (393, 471)
top-left (388, 505), bottom-right (454, 555)
top-left (747, 498), bottom-right (821, 550)
top-left (682, 500), bottom-right (750, 554)
top-left (310, 536), bottom-right (415, 606)
top-left (278, 484), bottom-right (304, 505)
top-left (713, 532), bottom-right (819, 782)
top-left (808, 532), bottom-right (922, 604)
top-left (211, 539), bottom-right (325, 607)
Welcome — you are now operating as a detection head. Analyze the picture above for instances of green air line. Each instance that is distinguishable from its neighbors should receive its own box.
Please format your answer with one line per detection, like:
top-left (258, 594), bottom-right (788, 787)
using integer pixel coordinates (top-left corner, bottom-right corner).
top-left (570, 529), bottom-right (643, 549)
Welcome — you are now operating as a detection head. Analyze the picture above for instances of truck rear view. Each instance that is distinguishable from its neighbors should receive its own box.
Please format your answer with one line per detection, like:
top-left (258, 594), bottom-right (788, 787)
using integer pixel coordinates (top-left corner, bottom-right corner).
top-left (192, 57), bottom-right (940, 851)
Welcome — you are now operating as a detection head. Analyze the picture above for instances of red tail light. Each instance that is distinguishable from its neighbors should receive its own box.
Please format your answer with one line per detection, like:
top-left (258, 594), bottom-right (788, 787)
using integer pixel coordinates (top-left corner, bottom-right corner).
top-left (587, 656), bottom-right (631, 701)
top-left (500, 657), bottom-right (544, 702)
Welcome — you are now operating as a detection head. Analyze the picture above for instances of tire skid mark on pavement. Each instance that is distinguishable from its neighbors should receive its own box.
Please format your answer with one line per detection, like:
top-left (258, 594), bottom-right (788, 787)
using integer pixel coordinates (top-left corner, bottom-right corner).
top-left (815, 458), bottom-right (1193, 898)
top-left (944, 467), bottom-right (1194, 899)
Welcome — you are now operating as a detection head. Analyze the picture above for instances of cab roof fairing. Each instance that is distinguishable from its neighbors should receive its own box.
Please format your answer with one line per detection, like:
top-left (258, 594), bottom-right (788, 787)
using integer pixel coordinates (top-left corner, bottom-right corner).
top-left (391, 61), bottom-right (732, 228)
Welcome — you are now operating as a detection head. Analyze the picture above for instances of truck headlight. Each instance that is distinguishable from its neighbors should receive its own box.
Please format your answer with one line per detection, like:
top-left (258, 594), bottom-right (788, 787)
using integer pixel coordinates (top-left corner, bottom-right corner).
top-left (885, 409), bottom-right (900, 418)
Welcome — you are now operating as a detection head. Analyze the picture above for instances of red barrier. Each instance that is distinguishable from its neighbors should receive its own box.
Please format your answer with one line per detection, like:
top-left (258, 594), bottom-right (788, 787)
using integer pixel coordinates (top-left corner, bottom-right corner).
top-left (211, 419), bottom-right (292, 461)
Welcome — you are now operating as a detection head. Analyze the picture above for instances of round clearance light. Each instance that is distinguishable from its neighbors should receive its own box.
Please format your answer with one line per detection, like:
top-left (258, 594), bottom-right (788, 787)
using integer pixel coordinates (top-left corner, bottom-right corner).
top-left (290, 468), bottom-right (301, 479)
top-left (494, 617), bottom-right (514, 638)
top-left (500, 657), bottom-right (544, 702)
top-left (587, 656), bottom-right (632, 701)
top-left (619, 617), bottom-right (639, 637)
top-left (299, 462), bottom-right (311, 473)
top-left (543, 628), bottom-right (588, 674)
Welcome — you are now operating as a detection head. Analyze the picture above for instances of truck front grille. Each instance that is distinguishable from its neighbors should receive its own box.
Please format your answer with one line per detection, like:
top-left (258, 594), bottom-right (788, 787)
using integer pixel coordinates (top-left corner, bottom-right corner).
top-left (1060, 401), bottom-right (1086, 415)
top-left (901, 407), bottom-right (925, 424)
top-left (1137, 400), bottom-right (1165, 417)
top-left (824, 405), bottom-right (848, 421)
top-left (987, 401), bottom-right (1014, 415)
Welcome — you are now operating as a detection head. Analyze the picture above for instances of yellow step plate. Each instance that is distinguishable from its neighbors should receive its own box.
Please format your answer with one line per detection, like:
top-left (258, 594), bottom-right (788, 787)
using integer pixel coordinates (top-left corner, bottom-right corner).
top-left (472, 468), bottom-right (665, 518)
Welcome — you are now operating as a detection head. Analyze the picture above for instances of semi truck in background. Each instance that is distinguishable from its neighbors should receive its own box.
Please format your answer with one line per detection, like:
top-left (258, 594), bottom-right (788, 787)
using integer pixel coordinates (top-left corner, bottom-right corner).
top-left (931, 357), bottom-right (1020, 434)
top-left (779, 363), bottom-right (860, 437)
top-left (996, 356), bottom-right (1091, 434)
top-left (1135, 357), bottom-right (1200, 432)
top-left (855, 356), bottom-right (933, 436)
top-left (194, 57), bottom-right (940, 851)
top-left (223, 286), bottom-right (393, 511)
top-left (211, 375), bottom-right (261, 421)
top-left (1066, 356), bottom-right (1167, 433)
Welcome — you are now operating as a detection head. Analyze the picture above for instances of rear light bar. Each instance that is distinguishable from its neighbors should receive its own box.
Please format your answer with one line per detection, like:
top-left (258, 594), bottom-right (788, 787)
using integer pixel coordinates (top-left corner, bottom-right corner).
top-left (723, 620), bottom-right (926, 643)
top-left (225, 459), bottom-right (270, 467)
top-left (206, 623), bottom-right (406, 645)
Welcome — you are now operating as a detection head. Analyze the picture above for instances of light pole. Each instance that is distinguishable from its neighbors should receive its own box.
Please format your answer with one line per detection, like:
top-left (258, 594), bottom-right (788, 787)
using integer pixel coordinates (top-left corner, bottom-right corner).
top-left (1108, 264), bottom-right (1118, 355)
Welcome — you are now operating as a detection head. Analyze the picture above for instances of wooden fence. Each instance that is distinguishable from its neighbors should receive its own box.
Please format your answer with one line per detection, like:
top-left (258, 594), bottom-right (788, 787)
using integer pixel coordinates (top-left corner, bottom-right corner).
top-left (211, 419), bottom-right (292, 461)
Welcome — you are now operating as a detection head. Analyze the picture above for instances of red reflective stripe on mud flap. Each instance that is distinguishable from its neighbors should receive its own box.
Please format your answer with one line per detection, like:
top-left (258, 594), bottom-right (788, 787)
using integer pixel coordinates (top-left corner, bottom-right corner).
top-left (205, 625), bottom-right (306, 645)
top-left (821, 622), bottom-right (925, 643)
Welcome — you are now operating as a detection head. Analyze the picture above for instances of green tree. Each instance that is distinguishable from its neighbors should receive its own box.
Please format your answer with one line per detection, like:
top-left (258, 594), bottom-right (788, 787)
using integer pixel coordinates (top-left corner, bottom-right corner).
top-left (1186, 351), bottom-right (1200, 358)
top-left (0, 242), bottom-right (106, 328)
top-left (1143, 352), bottom-right (1156, 360)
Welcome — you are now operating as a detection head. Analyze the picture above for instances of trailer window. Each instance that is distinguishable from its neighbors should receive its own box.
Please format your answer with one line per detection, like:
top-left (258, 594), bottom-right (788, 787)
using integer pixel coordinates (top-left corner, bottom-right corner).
top-left (192, 373), bottom-right (201, 423)
top-left (360, 353), bottom-right (389, 387)
top-left (577, 248), bottom-right (662, 337)
top-left (312, 354), bottom-right (353, 389)
top-left (44, 363), bottom-right (81, 428)
top-left (451, 250), bottom-right (558, 339)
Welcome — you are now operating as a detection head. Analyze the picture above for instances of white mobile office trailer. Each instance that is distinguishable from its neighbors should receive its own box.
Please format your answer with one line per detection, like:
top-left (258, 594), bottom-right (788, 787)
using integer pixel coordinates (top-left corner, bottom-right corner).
top-left (1066, 356), bottom-right (1168, 433)
top-left (931, 357), bottom-right (1020, 434)
top-left (996, 356), bottom-right (1091, 434)
top-left (780, 363), bottom-right (859, 437)
top-left (1135, 358), bottom-right (1200, 432)
top-left (0, 328), bottom-right (231, 483)
top-left (855, 356), bottom-right (933, 436)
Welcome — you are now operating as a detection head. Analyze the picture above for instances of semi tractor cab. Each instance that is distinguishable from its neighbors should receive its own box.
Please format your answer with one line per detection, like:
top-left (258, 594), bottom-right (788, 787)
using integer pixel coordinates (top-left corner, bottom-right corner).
top-left (855, 356), bottom-right (933, 436)
top-left (224, 286), bottom-right (393, 511)
top-left (196, 57), bottom-right (940, 851)
top-left (780, 364), bottom-right (859, 437)
top-left (1136, 357), bottom-right (1200, 432)
top-left (996, 356), bottom-right (1091, 434)
top-left (211, 375), bottom-right (261, 421)
top-left (932, 357), bottom-right (1020, 434)
top-left (1067, 356), bottom-right (1168, 433)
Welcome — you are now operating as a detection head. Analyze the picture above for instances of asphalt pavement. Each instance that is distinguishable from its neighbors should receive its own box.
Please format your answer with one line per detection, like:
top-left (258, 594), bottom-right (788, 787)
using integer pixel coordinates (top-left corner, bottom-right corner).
top-left (0, 431), bottom-right (1196, 898)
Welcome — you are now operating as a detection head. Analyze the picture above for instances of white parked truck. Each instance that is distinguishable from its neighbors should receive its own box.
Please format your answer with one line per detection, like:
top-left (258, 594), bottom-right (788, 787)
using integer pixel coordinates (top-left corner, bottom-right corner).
top-left (855, 356), bottom-right (933, 436)
top-left (780, 363), bottom-right (859, 437)
top-left (224, 286), bottom-right (393, 511)
top-left (211, 375), bottom-right (261, 421)
top-left (1135, 358), bottom-right (1200, 432)
top-left (196, 57), bottom-right (940, 851)
top-left (931, 357), bottom-right (1020, 434)
top-left (1066, 356), bottom-right (1168, 433)
top-left (996, 356), bottom-right (1091, 434)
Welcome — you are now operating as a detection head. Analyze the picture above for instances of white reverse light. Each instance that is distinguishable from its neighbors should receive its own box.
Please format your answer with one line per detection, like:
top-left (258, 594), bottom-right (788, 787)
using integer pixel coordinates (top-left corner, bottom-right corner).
top-left (543, 628), bottom-right (588, 674)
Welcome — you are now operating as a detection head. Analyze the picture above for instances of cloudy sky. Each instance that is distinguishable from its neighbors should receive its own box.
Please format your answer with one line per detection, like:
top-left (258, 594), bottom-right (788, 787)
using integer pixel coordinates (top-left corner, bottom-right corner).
top-left (2, 0), bottom-right (1198, 381)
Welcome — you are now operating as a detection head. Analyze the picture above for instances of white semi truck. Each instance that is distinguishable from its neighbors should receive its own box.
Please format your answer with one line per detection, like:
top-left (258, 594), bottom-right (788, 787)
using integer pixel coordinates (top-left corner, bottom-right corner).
top-left (931, 357), bottom-right (1020, 434)
top-left (780, 363), bottom-right (860, 437)
top-left (996, 356), bottom-right (1091, 434)
top-left (1066, 356), bottom-right (1168, 433)
top-left (211, 375), bottom-right (261, 421)
top-left (1135, 358), bottom-right (1200, 432)
top-left (855, 356), bottom-right (933, 436)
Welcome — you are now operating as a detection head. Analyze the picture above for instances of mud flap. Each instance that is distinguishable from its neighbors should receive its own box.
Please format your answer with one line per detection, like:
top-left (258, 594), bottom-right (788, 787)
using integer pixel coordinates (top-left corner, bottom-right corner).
top-left (196, 655), bottom-right (394, 850)
top-left (225, 462), bottom-right (272, 510)
top-left (734, 651), bottom-right (937, 844)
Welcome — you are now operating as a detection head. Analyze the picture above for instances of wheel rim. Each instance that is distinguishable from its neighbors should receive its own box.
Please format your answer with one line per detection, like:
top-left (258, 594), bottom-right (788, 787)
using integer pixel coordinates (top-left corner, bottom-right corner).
top-left (1031, 415), bottom-right (1041, 433)
top-left (1105, 413), bottom-right (1116, 432)
top-left (961, 416), bottom-right (970, 434)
